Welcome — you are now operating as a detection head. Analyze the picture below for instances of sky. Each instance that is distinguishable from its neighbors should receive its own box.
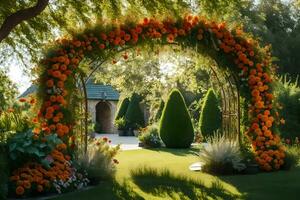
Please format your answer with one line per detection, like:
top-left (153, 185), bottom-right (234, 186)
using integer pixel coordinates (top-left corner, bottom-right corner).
top-left (8, 65), bottom-right (31, 95)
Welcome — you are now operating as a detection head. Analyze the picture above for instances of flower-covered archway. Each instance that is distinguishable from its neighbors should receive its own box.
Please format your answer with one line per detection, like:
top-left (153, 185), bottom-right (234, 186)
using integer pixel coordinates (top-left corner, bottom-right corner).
top-left (34, 15), bottom-right (284, 173)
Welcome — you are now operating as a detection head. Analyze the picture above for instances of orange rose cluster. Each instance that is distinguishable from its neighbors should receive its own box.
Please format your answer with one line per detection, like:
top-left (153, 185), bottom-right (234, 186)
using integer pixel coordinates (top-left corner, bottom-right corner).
top-left (10, 149), bottom-right (71, 196)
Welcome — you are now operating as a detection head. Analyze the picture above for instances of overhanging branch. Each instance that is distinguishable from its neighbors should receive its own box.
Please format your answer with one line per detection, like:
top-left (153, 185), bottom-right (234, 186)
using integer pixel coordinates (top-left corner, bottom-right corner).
top-left (0, 0), bottom-right (49, 42)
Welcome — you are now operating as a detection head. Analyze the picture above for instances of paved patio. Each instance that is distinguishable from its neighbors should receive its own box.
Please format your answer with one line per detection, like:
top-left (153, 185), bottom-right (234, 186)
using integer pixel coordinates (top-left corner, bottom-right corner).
top-left (95, 133), bottom-right (141, 150)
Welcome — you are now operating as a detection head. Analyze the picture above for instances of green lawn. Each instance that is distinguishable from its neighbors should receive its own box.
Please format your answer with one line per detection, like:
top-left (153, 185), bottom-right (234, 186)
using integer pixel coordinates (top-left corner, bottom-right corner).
top-left (53, 148), bottom-right (299, 200)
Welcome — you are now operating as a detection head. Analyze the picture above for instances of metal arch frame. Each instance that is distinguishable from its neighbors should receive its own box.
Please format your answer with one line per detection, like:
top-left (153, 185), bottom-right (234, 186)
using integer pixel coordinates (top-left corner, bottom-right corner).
top-left (208, 64), bottom-right (241, 141)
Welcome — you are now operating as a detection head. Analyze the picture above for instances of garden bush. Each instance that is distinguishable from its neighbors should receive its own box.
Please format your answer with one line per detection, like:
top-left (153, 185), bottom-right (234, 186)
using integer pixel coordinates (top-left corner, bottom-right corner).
top-left (138, 124), bottom-right (162, 148)
top-left (159, 89), bottom-right (194, 148)
top-left (8, 130), bottom-right (62, 169)
top-left (125, 93), bottom-right (145, 129)
top-left (199, 89), bottom-right (222, 139)
top-left (281, 143), bottom-right (300, 170)
top-left (199, 133), bottom-right (246, 175)
top-left (79, 137), bottom-right (120, 184)
top-left (114, 117), bottom-right (127, 130)
top-left (274, 77), bottom-right (300, 140)
top-left (115, 97), bottom-right (130, 120)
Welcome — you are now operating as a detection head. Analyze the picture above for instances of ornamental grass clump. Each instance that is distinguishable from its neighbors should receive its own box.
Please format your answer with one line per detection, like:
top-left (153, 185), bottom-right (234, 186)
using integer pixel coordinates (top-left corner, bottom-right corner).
top-left (79, 137), bottom-right (120, 184)
top-left (199, 133), bottom-right (246, 175)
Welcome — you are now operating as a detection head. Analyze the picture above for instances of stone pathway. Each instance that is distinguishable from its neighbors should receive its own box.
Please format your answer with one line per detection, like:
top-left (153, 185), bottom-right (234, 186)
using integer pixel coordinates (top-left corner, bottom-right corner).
top-left (95, 133), bottom-right (141, 150)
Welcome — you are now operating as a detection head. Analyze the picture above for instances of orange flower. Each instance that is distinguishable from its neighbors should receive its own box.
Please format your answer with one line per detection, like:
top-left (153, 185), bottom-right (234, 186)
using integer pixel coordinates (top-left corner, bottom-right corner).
top-left (16, 186), bottom-right (25, 196)
top-left (23, 180), bottom-right (31, 189)
top-left (53, 116), bottom-right (60, 123)
top-left (57, 81), bottom-right (64, 88)
top-left (50, 95), bottom-right (57, 102)
top-left (167, 34), bottom-right (174, 43)
top-left (19, 98), bottom-right (27, 103)
top-left (280, 118), bottom-right (285, 124)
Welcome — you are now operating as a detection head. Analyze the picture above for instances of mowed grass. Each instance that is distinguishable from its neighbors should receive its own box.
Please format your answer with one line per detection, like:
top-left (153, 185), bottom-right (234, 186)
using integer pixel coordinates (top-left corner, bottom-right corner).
top-left (53, 148), bottom-right (300, 200)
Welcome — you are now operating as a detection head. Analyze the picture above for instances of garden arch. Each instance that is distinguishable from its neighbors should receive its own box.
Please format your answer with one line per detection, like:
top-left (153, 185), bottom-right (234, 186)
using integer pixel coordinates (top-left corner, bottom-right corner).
top-left (37, 15), bottom-right (285, 171)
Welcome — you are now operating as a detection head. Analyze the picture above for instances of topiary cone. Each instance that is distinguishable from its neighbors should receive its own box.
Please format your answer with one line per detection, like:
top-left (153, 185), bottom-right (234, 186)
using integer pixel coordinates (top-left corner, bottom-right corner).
top-left (115, 97), bottom-right (130, 120)
top-left (159, 89), bottom-right (194, 148)
top-left (199, 89), bottom-right (222, 139)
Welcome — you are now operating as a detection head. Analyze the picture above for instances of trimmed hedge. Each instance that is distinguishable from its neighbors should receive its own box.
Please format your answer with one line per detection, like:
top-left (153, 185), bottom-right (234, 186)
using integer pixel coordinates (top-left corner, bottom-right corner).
top-left (125, 93), bottom-right (145, 129)
top-left (115, 97), bottom-right (130, 120)
top-left (159, 89), bottom-right (194, 148)
top-left (199, 89), bottom-right (222, 139)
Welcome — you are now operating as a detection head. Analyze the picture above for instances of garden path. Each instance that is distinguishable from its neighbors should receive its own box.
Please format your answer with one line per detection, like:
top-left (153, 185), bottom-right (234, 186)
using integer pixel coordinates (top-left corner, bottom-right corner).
top-left (95, 133), bottom-right (141, 151)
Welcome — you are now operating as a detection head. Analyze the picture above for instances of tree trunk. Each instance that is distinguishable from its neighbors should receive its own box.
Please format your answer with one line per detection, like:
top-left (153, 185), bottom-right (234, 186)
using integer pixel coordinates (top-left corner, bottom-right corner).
top-left (0, 0), bottom-right (49, 42)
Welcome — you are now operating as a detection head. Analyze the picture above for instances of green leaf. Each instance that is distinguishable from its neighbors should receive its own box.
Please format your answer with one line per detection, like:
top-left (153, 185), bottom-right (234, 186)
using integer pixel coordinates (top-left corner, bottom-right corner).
top-left (9, 143), bottom-right (17, 152)
top-left (16, 146), bottom-right (25, 153)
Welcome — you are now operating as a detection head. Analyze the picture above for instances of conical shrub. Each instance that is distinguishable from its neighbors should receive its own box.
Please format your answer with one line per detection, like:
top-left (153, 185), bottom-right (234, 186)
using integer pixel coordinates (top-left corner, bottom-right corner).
top-left (159, 89), bottom-right (194, 148)
top-left (199, 89), bottom-right (222, 139)
top-left (115, 97), bottom-right (130, 120)
top-left (125, 93), bottom-right (145, 129)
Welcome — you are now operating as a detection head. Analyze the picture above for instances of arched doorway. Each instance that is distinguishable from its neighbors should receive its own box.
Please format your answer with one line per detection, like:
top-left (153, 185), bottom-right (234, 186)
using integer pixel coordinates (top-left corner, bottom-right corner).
top-left (95, 101), bottom-right (112, 133)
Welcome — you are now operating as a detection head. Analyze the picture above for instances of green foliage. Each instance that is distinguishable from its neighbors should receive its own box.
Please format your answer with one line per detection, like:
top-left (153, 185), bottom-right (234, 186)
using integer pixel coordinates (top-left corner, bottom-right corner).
top-left (0, 0), bottom-right (189, 69)
top-left (125, 93), bottom-right (145, 129)
top-left (93, 122), bottom-right (102, 133)
top-left (282, 145), bottom-right (300, 170)
top-left (154, 100), bottom-right (165, 122)
top-left (159, 89), bottom-right (194, 148)
top-left (0, 144), bottom-right (8, 200)
top-left (8, 130), bottom-right (62, 168)
top-left (114, 117), bottom-right (126, 130)
top-left (199, 89), bottom-right (222, 139)
top-left (79, 137), bottom-right (120, 184)
top-left (138, 124), bottom-right (162, 148)
top-left (274, 76), bottom-right (300, 139)
top-left (115, 97), bottom-right (130, 120)
top-left (0, 69), bottom-right (17, 111)
top-left (199, 133), bottom-right (246, 175)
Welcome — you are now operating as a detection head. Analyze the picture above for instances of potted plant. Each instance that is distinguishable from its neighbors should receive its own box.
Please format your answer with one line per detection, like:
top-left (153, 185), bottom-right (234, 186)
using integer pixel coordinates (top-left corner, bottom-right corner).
top-left (114, 117), bottom-right (126, 136)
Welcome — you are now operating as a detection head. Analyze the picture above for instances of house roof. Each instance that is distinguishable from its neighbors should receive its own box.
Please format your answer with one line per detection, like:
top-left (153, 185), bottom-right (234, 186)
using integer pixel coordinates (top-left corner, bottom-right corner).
top-left (19, 81), bottom-right (120, 101)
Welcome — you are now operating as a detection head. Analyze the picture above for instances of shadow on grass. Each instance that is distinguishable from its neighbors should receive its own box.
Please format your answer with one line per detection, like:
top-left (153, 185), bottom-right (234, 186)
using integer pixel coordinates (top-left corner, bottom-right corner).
top-left (54, 180), bottom-right (145, 200)
top-left (146, 146), bottom-right (201, 156)
top-left (219, 167), bottom-right (300, 200)
top-left (130, 166), bottom-right (241, 200)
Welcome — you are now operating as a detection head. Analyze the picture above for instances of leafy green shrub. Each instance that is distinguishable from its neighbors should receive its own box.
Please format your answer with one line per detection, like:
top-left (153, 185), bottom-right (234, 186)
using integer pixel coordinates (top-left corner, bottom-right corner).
top-left (114, 117), bottom-right (126, 130)
top-left (159, 89), bottom-right (194, 148)
top-left (93, 122), bottom-right (102, 133)
top-left (138, 124), bottom-right (162, 148)
top-left (274, 77), bottom-right (300, 140)
top-left (79, 137), bottom-right (120, 184)
top-left (125, 93), bottom-right (145, 129)
top-left (199, 133), bottom-right (246, 175)
top-left (199, 89), bottom-right (222, 139)
top-left (281, 145), bottom-right (300, 170)
top-left (0, 144), bottom-right (8, 200)
top-left (154, 100), bottom-right (165, 122)
top-left (115, 97), bottom-right (130, 120)
top-left (8, 130), bottom-right (62, 168)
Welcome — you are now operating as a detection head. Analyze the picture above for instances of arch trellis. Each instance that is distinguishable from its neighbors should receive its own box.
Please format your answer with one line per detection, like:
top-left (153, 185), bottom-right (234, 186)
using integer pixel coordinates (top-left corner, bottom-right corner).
top-left (33, 15), bottom-right (285, 175)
